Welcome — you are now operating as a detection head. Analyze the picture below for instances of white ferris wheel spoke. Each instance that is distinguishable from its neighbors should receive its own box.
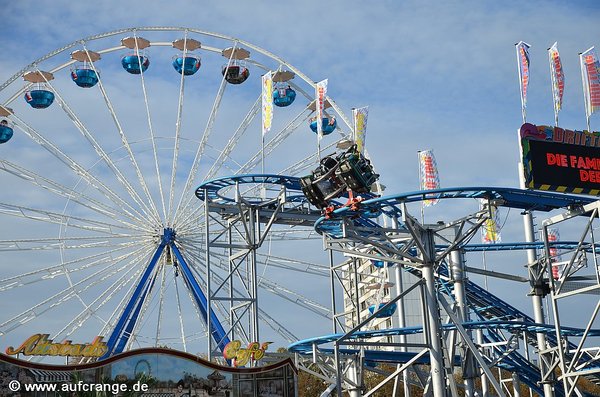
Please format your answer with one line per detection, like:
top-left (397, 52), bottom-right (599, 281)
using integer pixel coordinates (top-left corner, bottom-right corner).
top-left (255, 253), bottom-right (329, 277)
top-left (0, 159), bottom-right (150, 231)
top-left (174, 105), bottom-right (312, 230)
top-left (0, 201), bottom-right (139, 234)
top-left (10, 114), bottom-right (150, 223)
top-left (0, 242), bottom-right (150, 293)
top-left (0, 234), bottom-right (149, 252)
top-left (50, 249), bottom-right (150, 341)
top-left (37, 73), bottom-right (161, 228)
top-left (257, 309), bottom-right (298, 343)
top-left (155, 264), bottom-right (168, 346)
top-left (237, 107), bottom-right (313, 175)
top-left (174, 276), bottom-right (187, 352)
top-left (203, 96), bottom-right (261, 182)
top-left (122, 42), bottom-right (169, 224)
top-left (171, 95), bottom-right (262, 228)
top-left (85, 52), bottom-right (162, 225)
top-left (166, 38), bottom-right (191, 228)
top-left (0, 243), bottom-right (152, 335)
top-left (96, 248), bottom-right (155, 342)
top-left (183, 244), bottom-right (331, 319)
top-left (171, 42), bottom-right (239, 227)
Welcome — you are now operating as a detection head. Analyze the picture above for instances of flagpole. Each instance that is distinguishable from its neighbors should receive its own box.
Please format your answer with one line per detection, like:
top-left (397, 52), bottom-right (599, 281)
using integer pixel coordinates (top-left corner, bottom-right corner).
top-left (317, 133), bottom-right (322, 160)
top-left (417, 150), bottom-right (425, 224)
top-left (351, 107), bottom-right (356, 145)
top-left (261, 133), bottom-right (265, 174)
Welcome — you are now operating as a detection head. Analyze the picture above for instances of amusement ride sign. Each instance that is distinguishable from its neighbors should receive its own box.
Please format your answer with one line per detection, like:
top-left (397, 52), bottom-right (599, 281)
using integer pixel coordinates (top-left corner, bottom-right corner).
top-left (520, 122), bottom-right (600, 195)
top-left (5, 334), bottom-right (108, 357)
top-left (223, 340), bottom-right (272, 367)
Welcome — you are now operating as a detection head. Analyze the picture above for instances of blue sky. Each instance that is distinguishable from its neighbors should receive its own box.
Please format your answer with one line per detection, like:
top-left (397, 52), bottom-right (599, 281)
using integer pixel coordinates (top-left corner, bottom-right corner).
top-left (2, 1), bottom-right (600, 189)
top-left (1, 0), bottom-right (600, 358)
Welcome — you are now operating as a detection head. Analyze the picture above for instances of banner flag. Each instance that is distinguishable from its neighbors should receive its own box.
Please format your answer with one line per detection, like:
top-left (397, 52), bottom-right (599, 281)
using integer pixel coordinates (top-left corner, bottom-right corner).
top-left (480, 200), bottom-right (502, 244)
top-left (580, 47), bottom-right (600, 125)
top-left (315, 79), bottom-right (328, 139)
top-left (548, 42), bottom-right (565, 124)
top-left (261, 72), bottom-right (273, 136)
top-left (516, 41), bottom-right (531, 123)
top-left (546, 228), bottom-right (563, 279)
top-left (418, 150), bottom-right (440, 207)
top-left (352, 106), bottom-right (369, 154)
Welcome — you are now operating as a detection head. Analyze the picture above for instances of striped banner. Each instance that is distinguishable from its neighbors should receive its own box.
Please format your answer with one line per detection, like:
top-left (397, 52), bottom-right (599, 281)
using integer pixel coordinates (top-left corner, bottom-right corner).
top-left (516, 41), bottom-right (531, 122)
top-left (261, 72), bottom-right (273, 136)
top-left (352, 106), bottom-right (369, 154)
top-left (580, 47), bottom-right (600, 121)
top-left (480, 199), bottom-right (501, 244)
top-left (548, 42), bottom-right (565, 123)
top-left (315, 79), bottom-right (328, 139)
top-left (418, 150), bottom-right (440, 207)
top-left (546, 228), bottom-right (563, 280)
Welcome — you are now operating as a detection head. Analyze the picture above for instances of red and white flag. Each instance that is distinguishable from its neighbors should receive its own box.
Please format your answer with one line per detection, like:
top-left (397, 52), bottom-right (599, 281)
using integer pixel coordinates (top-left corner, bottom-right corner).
top-left (418, 150), bottom-right (440, 207)
top-left (315, 79), bottom-right (328, 139)
top-left (580, 47), bottom-right (600, 124)
top-left (546, 228), bottom-right (563, 280)
top-left (516, 41), bottom-right (531, 122)
top-left (548, 42), bottom-right (565, 123)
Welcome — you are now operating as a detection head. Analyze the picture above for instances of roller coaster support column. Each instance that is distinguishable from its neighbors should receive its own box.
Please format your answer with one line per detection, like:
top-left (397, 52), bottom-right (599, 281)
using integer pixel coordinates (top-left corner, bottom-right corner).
top-left (520, 167), bottom-right (555, 397)
top-left (203, 186), bottom-right (262, 361)
top-left (476, 330), bottom-right (489, 397)
top-left (392, 217), bottom-right (411, 397)
top-left (523, 210), bottom-right (555, 397)
top-left (204, 191), bottom-right (214, 361)
top-left (422, 228), bottom-right (448, 397)
top-left (450, 248), bottom-right (476, 397)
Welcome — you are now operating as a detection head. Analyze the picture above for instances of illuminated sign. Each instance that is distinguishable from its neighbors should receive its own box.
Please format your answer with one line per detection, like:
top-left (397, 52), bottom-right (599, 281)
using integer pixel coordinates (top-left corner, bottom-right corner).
top-left (520, 123), bottom-right (600, 195)
top-left (5, 334), bottom-right (108, 357)
top-left (222, 340), bottom-right (272, 367)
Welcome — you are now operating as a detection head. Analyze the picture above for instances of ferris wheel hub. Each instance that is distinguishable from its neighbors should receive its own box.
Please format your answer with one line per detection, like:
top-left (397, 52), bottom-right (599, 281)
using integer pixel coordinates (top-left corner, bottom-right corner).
top-left (161, 227), bottom-right (177, 244)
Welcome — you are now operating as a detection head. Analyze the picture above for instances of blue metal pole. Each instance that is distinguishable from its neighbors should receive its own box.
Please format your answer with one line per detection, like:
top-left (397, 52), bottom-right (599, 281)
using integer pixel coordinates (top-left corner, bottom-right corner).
top-left (170, 242), bottom-right (231, 353)
top-left (101, 242), bottom-right (166, 358)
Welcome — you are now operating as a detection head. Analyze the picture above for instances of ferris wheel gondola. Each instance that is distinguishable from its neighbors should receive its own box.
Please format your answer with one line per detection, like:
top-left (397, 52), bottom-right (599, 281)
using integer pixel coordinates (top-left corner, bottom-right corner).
top-left (70, 50), bottom-right (101, 88)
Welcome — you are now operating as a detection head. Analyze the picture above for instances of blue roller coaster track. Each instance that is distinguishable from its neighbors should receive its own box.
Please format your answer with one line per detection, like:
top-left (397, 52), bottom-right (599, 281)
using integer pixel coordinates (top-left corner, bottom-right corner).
top-left (195, 174), bottom-right (600, 395)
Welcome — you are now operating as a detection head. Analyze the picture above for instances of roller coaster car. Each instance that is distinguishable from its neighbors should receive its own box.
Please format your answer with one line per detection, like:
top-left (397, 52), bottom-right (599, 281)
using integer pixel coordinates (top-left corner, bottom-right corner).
top-left (336, 150), bottom-right (379, 193)
top-left (300, 155), bottom-right (345, 209)
top-left (300, 145), bottom-right (379, 209)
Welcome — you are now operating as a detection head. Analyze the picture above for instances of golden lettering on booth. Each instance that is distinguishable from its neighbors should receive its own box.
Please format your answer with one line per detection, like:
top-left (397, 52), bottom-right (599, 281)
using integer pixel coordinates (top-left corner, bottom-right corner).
top-left (5, 334), bottom-right (108, 357)
top-left (222, 340), bottom-right (272, 367)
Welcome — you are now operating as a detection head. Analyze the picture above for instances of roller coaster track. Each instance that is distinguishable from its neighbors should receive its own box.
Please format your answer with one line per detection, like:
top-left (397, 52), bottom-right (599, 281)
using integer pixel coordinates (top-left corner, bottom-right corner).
top-left (199, 176), bottom-right (600, 395)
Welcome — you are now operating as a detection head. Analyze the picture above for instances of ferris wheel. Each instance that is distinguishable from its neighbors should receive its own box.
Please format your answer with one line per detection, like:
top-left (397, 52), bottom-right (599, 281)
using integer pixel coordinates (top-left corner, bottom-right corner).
top-left (0, 27), bottom-right (352, 360)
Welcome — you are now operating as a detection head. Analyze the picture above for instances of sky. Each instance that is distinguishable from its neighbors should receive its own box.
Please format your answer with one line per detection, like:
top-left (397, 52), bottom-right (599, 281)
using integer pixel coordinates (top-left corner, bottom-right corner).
top-left (1, 0), bottom-right (600, 362)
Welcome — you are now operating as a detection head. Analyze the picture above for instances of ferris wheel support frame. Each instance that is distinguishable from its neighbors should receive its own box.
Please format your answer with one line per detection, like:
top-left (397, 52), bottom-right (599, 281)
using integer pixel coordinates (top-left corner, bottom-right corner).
top-left (100, 228), bottom-right (231, 359)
